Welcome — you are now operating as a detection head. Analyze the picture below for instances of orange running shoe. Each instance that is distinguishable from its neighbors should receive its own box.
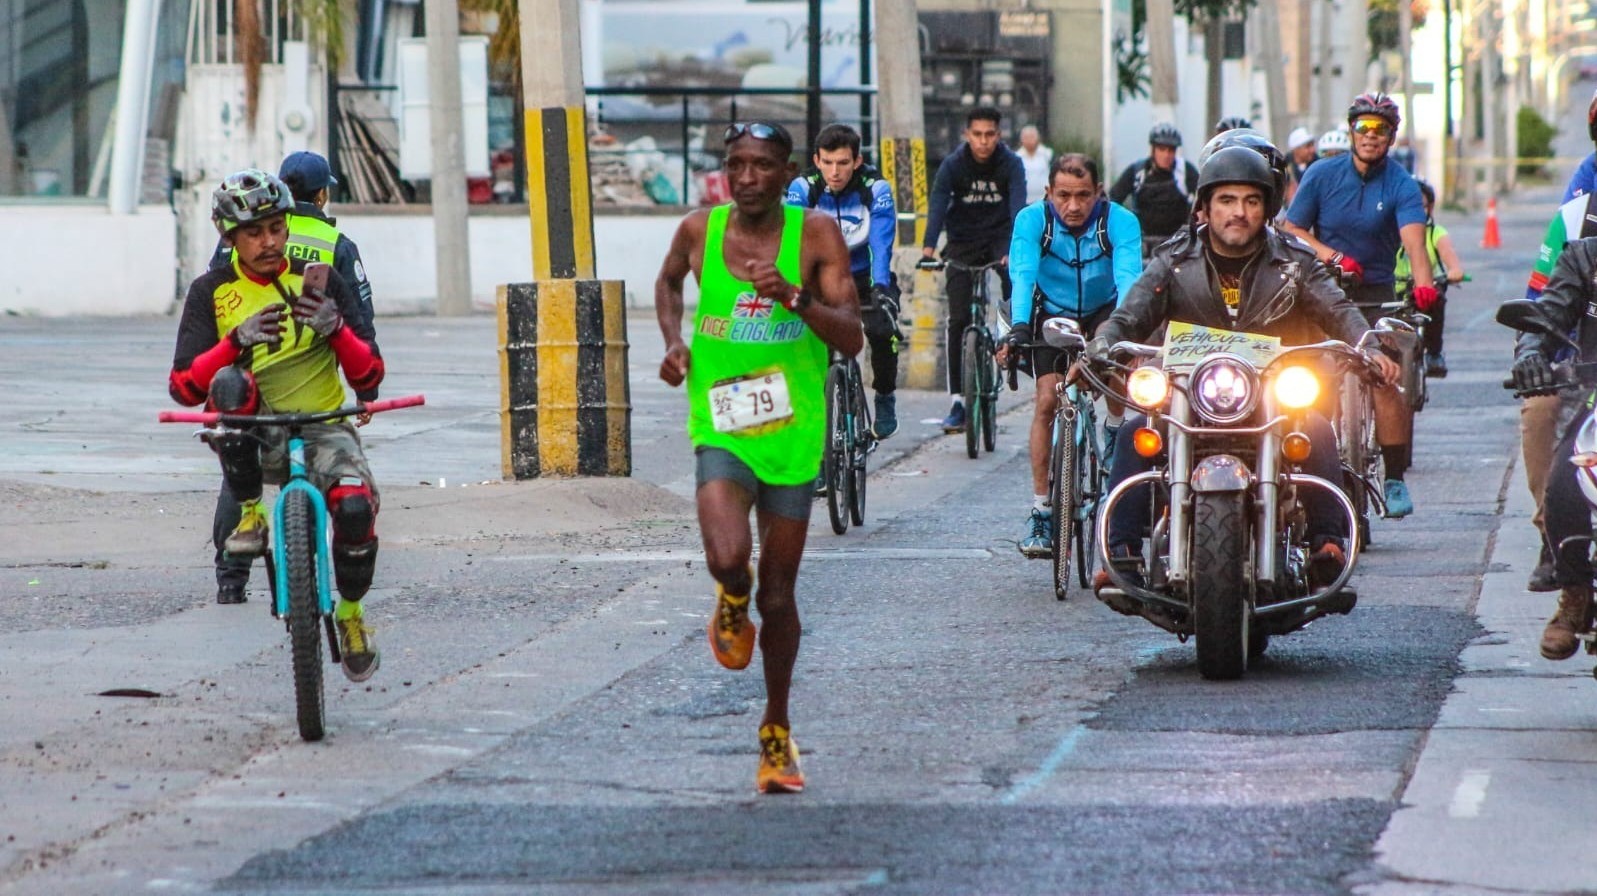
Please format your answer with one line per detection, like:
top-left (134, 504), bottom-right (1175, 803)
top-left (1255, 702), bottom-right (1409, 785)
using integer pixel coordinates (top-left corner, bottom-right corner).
top-left (708, 575), bottom-right (755, 670)
top-left (757, 723), bottom-right (805, 794)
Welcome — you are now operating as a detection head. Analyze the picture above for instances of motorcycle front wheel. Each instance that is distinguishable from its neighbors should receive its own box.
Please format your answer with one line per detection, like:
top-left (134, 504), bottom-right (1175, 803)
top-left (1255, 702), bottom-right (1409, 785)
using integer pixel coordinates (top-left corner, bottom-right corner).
top-left (1190, 492), bottom-right (1251, 680)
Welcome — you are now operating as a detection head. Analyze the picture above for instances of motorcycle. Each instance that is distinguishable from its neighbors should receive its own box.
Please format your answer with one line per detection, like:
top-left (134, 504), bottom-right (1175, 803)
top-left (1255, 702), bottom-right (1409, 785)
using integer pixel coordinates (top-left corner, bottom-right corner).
top-left (1084, 325), bottom-right (1389, 679)
top-left (1497, 298), bottom-right (1597, 677)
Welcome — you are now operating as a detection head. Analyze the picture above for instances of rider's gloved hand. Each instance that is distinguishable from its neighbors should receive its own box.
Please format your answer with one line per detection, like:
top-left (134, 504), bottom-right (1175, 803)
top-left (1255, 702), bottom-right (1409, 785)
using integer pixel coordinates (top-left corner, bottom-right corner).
top-left (1412, 284), bottom-right (1439, 312)
top-left (1329, 252), bottom-right (1364, 287)
top-left (1511, 350), bottom-right (1556, 393)
top-left (228, 304), bottom-right (286, 349)
top-left (869, 284), bottom-right (901, 316)
top-left (1004, 322), bottom-right (1033, 353)
top-left (292, 290), bottom-right (345, 337)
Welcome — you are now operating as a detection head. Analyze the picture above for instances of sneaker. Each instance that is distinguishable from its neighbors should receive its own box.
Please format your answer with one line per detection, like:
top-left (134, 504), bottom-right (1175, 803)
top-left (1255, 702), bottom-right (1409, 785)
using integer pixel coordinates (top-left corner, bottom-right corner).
top-left (1527, 558), bottom-right (1558, 593)
top-left (941, 400), bottom-right (967, 434)
top-left (756, 723), bottom-right (805, 794)
top-left (1018, 508), bottom-right (1053, 558)
top-left (335, 603), bottom-right (380, 682)
top-left (813, 474), bottom-right (827, 498)
top-left (1383, 479), bottom-right (1414, 518)
top-left (223, 498), bottom-right (269, 558)
top-left (216, 582), bottom-right (247, 605)
top-left (873, 393), bottom-right (898, 439)
top-left (1307, 538), bottom-right (1347, 589)
top-left (708, 571), bottom-right (756, 670)
top-left (1425, 352), bottom-right (1448, 378)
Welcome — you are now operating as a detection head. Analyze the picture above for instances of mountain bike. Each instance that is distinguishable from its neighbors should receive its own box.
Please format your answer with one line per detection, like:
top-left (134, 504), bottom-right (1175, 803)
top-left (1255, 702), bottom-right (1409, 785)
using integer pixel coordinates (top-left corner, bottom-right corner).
top-left (160, 394), bottom-right (425, 741)
top-left (1009, 317), bottom-right (1110, 598)
top-left (919, 257), bottom-right (1005, 459)
top-left (823, 349), bottom-right (875, 534)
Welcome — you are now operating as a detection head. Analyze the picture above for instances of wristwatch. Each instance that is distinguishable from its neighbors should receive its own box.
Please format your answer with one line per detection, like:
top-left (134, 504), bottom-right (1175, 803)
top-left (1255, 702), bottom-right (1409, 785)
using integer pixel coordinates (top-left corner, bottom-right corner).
top-left (783, 288), bottom-right (814, 312)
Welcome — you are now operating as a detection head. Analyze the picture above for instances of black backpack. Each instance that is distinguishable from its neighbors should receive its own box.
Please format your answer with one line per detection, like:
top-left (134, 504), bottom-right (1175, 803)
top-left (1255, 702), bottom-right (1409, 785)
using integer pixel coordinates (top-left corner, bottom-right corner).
top-left (1038, 201), bottom-right (1112, 262)
top-left (803, 164), bottom-right (883, 210)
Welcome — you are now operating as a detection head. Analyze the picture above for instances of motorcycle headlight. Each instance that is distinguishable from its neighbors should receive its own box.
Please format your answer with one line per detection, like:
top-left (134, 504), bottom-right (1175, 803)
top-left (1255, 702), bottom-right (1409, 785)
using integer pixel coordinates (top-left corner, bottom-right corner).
top-left (1126, 367), bottom-right (1170, 409)
top-left (1273, 365), bottom-right (1321, 410)
top-left (1190, 356), bottom-right (1258, 424)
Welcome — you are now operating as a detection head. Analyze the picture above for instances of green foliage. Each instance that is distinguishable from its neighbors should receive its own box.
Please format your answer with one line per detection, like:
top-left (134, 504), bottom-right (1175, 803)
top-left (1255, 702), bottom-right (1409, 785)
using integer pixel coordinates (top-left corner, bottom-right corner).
top-left (1174, 0), bottom-right (1257, 23)
top-left (1368, 0), bottom-right (1430, 53)
top-left (1115, 33), bottom-right (1151, 103)
top-left (1517, 104), bottom-right (1557, 177)
top-left (292, 0), bottom-right (347, 72)
top-left (1049, 134), bottom-right (1105, 164)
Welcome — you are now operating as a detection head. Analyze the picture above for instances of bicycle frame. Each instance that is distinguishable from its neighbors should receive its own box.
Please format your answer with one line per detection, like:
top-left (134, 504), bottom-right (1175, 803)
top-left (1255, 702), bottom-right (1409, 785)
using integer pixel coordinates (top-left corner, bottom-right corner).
top-left (271, 432), bottom-right (335, 619)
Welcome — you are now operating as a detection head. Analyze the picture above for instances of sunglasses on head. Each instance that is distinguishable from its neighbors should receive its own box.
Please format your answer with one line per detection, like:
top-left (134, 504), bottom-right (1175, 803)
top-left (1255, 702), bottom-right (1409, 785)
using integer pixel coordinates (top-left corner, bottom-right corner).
top-left (1351, 118), bottom-right (1393, 138)
top-left (724, 122), bottom-right (788, 146)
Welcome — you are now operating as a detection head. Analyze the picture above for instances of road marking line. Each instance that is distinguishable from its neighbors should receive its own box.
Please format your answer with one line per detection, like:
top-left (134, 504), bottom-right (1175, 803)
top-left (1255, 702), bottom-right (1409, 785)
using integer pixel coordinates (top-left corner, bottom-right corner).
top-left (1448, 769), bottom-right (1491, 818)
top-left (1000, 727), bottom-right (1085, 805)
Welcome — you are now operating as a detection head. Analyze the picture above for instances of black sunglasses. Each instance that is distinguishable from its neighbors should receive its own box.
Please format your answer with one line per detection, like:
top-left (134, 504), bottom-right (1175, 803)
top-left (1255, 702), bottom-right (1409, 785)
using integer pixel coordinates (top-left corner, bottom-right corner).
top-left (723, 122), bottom-right (790, 149)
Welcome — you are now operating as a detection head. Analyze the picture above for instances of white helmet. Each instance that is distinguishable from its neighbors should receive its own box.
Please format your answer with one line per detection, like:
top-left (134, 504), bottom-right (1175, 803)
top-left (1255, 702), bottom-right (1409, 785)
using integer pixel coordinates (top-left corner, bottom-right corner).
top-left (1317, 128), bottom-right (1351, 158)
top-left (1287, 127), bottom-right (1316, 152)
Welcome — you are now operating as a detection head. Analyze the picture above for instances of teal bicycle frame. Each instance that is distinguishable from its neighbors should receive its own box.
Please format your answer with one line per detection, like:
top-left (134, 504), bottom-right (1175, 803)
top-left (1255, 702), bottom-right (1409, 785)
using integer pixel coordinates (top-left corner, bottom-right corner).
top-left (271, 436), bottom-right (334, 619)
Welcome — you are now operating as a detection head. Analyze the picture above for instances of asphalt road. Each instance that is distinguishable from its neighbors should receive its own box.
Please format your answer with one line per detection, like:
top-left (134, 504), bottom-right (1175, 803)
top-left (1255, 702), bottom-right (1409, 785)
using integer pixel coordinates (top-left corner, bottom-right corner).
top-left (2, 187), bottom-right (1595, 895)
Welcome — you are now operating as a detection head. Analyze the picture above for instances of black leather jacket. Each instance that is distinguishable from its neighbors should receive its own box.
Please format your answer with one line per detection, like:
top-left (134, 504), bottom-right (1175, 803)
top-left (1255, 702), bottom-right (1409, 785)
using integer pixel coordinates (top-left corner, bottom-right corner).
top-left (1516, 236), bottom-right (1597, 365)
top-left (1095, 225), bottom-right (1369, 349)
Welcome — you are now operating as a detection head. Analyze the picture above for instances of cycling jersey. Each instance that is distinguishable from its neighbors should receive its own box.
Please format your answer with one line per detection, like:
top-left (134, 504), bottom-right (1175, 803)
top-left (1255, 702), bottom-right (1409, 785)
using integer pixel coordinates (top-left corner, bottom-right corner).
top-left (1563, 152), bottom-right (1597, 202)
top-left (170, 257), bottom-right (382, 412)
top-left (209, 202), bottom-right (376, 330)
top-left (1286, 153), bottom-right (1426, 287)
top-left (784, 169), bottom-right (895, 286)
top-left (1008, 197), bottom-right (1142, 325)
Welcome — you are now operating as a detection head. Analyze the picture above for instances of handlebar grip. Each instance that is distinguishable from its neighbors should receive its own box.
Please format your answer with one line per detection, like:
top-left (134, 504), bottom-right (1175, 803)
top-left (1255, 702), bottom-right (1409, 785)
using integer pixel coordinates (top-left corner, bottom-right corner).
top-left (159, 410), bottom-right (219, 424)
top-left (361, 394), bottom-right (426, 414)
top-left (1007, 362), bottom-right (1019, 392)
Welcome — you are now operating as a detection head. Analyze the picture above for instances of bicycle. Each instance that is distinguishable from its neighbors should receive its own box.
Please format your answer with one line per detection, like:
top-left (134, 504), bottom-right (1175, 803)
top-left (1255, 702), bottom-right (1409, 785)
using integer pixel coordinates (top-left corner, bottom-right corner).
top-left (918, 256), bottom-right (1005, 459)
top-left (822, 349), bottom-right (876, 534)
top-left (1008, 317), bottom-right (1110, 598)
top-left (160, 394), bottom-right (425, 741)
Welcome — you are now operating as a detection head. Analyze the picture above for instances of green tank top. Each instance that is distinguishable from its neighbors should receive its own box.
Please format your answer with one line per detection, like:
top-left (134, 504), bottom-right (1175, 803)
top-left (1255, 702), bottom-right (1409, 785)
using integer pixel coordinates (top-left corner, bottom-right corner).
top-left (687, 204), bottom-right (828, 485)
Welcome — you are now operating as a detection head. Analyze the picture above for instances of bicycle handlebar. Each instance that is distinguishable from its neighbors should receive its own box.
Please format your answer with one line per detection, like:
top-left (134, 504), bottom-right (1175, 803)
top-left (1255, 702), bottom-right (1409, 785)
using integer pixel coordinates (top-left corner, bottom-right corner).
top-left (159, 393), bottom-right (426, 427)
top-left (916, 258), bottom-right (1006, 274)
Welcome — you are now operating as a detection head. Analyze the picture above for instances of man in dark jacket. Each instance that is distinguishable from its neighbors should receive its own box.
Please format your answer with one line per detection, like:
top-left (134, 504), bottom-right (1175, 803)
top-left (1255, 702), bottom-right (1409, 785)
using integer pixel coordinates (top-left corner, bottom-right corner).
top-left (1087, 147), bottom-right (1399, 591)
top-left (920, 106), bottom-right (1027, 432)
top-left (1108, 123), bottom-right (1199, 255)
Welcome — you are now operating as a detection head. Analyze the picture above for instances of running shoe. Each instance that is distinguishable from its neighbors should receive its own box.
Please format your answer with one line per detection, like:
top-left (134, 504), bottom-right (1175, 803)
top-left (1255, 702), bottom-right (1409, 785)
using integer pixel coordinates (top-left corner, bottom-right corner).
top-left (336, 601), bottom-right (380, 682)
top-left (1383, 479), bottom-right (1414, 518)
top-left (223, 498), bottom-right (270, 558)
top-left (757, 723), bottom-right (805, 794)
top-left (1018, 508), bottom-right (1053, 558)
top-left (941, 401), bottom-right (966, 433)
top-left (708, 571), bottom-right (756, 670)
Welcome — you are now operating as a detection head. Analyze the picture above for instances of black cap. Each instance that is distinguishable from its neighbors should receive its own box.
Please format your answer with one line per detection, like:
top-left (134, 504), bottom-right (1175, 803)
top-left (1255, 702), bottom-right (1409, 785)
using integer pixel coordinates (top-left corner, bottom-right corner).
top-left (278, 151), bottom-right (338, 194)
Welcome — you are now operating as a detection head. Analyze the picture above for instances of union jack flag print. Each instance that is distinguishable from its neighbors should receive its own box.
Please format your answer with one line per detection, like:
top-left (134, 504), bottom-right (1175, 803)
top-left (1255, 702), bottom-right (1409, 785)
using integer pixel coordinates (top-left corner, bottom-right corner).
top-left (733, 292), bottom-right (775, 318)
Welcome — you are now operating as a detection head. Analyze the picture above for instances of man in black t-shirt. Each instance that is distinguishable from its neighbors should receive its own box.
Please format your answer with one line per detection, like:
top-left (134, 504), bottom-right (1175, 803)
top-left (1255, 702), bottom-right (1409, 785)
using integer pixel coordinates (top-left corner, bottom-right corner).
top-left (921, 106), bottom-right (1027, 432)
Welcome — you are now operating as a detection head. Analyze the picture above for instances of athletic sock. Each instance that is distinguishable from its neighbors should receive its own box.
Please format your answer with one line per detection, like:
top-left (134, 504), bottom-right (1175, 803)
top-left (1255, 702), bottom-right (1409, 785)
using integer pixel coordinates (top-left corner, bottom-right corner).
top-left (1033, 494), bottom-right (1050, 513)
top-left (1382, 445), bottom-right (1408, 479)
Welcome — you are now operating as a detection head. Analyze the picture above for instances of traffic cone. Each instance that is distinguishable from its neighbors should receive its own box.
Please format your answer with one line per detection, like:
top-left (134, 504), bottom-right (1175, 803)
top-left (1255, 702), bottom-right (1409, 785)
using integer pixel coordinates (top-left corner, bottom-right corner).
top-left (1481, 197), bottom-right (1502, 249)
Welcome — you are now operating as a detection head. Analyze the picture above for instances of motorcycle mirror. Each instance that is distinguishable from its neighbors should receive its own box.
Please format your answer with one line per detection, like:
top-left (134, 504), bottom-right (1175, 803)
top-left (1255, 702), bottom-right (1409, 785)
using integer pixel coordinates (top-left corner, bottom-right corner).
top-left (1497, 299), bottom-right (1582, 353)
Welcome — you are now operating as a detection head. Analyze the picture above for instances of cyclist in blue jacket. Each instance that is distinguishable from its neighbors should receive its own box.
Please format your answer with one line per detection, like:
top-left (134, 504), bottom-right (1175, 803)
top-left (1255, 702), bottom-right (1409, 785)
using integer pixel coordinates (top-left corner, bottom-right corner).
top-left (997, 154), bottom-right (1143, 557)
top-left (785, 123), bottom-right (902, 438)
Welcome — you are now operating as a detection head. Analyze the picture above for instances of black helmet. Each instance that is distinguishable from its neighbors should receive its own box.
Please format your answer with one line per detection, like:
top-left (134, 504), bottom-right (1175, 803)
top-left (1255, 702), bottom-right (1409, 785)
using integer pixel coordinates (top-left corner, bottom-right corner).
top-left (1347, 91), bottom-right (1401, 130)
top-left (1214, 116), bottom-right (1251, 135)
top-left (1197, 146), bottom-right (1280, 218)
top-left (1148, 122), bottom-right (1182, 148)
top-left (1197, 128), bottom-right (1288, 209)
top-left (211, 168), bottom-right (294, 237)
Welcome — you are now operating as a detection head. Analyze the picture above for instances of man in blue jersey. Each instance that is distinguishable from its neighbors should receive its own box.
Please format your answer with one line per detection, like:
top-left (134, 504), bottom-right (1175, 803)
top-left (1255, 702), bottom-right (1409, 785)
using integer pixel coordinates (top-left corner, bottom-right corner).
top-left (785, 123), bottom-right (901, 437)
top-left (921, 107), bottom-right (1028, 432)
top-left (997, 154), bottom-right (1142, 556)
top-left (1282, 91), bottom-right (1435, 519)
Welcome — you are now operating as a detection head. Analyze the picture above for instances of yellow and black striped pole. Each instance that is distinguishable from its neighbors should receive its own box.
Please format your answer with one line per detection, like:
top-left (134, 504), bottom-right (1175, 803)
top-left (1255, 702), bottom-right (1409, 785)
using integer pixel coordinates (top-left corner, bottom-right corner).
top-left (500, 93), bottom-right (630, 478)
top-left (880, 135), bottom-right (943, 391)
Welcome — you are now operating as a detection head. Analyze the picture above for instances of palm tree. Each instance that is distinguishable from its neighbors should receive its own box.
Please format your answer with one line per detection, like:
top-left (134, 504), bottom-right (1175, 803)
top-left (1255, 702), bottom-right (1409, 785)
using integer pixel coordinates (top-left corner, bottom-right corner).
top-left (234, 0), bottom-right (348, 131)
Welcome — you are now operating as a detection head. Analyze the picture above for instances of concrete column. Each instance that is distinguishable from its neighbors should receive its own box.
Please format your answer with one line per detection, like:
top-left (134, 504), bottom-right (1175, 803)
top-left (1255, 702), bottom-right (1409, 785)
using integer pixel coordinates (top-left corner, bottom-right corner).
top-left (425, 0), bottom-right (473, 316)
top-left (1256, 0), bottom-right (1291, 143)
top-left (1146, 0), bottom-right (1179, 109)
top-left (108, 0), bottom-right (160, 214)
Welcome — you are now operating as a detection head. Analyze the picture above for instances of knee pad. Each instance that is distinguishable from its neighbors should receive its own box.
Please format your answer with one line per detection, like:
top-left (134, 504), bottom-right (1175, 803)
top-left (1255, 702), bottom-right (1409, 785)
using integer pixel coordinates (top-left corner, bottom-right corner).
top-left (207, 366), bottom-right (259, 414)
top-left (328, 479), bottom-right (375, 545)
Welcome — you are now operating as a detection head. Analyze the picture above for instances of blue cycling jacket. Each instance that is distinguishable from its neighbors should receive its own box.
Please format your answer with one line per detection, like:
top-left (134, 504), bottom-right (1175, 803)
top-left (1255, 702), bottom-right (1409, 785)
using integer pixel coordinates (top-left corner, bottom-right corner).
top-left (1563, 152), bottom-right (1596, 202)
top-left (784, 172), bottom-right (896, 286)
top-left (1007, 197), bottom-right (1143, 326)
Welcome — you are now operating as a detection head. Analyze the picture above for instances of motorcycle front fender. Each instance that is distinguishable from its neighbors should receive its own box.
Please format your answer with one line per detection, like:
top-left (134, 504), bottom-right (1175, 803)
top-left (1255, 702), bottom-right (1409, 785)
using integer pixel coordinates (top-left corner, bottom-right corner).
top-left (1190, 454), bottom-right (1252, 493)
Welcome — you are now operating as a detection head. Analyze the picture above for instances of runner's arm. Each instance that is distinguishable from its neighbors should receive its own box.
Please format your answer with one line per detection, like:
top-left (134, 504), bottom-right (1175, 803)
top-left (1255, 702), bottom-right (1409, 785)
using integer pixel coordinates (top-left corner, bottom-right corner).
top-left (654, 213), bottom-right (703, 352)
top-left (797, 211), bottom-right (864, 356)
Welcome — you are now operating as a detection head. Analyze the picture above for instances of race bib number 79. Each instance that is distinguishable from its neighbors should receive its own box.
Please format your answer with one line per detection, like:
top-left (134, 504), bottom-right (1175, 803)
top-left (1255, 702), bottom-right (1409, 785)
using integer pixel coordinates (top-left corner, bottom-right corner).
top-left (709, 371), bottom-right (795, 433)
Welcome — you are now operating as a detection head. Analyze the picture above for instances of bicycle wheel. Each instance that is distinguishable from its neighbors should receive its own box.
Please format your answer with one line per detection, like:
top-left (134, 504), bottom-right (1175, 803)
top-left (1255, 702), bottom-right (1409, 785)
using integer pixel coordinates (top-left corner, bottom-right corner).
top-left (849, 370), bottom-right (869, 526)
top-left (962, 328), bottom-right (982, 459)
top-left (981, 343), bottom-right (998, 454)
top-left (1049, 415), bottom-right (1076, 600)
top-left (824, 365), bottom-right (850, 534)
top-left (283, 489), bottom-right (326, 742)
top-left (1075, 421), bottom-right (1101, 590)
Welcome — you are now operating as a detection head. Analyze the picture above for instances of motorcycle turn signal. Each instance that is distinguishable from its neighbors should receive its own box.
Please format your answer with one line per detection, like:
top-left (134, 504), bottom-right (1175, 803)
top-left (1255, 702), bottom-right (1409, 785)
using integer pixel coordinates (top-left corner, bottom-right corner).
top-left (1133, 427), bottom-right (1163, 458)
top-left (1282, 431), bottom-right (1313, 464)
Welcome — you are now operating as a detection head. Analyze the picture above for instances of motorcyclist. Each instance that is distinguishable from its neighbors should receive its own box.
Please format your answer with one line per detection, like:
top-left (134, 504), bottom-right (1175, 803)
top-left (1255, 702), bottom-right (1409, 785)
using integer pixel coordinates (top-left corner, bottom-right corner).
top-left (1508, 235), bottom-right (1597, 660)
top-left (1084, 146), bottom-right (1400, 592)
